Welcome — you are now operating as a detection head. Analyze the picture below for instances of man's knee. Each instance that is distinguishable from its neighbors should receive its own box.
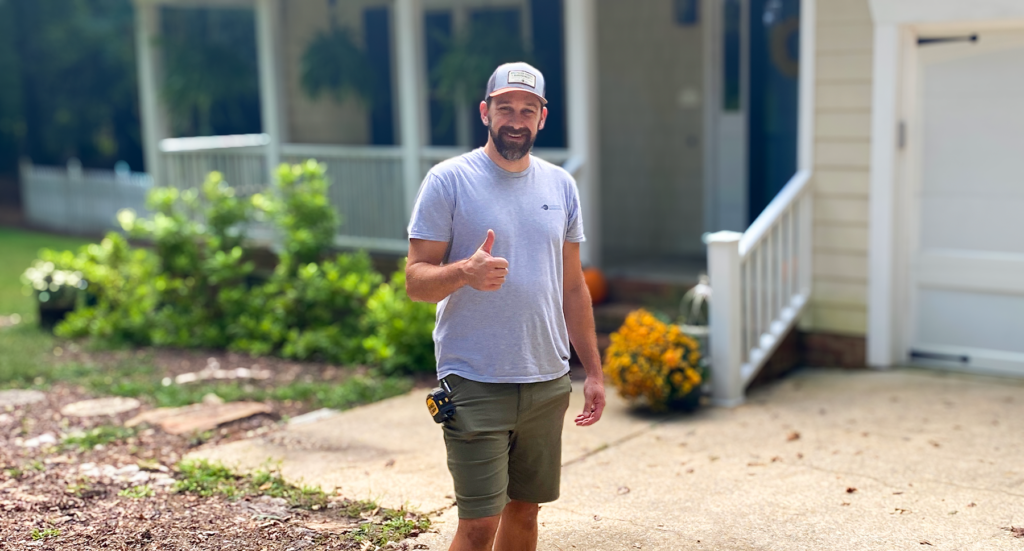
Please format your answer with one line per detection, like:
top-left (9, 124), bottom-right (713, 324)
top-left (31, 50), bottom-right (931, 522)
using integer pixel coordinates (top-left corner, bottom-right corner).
top-left (503, 500), bottom-right (539, 524)
top-left (456, 515), bottom-right (501, 548)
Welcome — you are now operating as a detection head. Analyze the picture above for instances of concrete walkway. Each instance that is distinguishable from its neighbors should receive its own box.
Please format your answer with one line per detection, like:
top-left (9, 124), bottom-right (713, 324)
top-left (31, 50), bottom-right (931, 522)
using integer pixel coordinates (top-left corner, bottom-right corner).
top-left (190, 367), bottom-right (1024, 550)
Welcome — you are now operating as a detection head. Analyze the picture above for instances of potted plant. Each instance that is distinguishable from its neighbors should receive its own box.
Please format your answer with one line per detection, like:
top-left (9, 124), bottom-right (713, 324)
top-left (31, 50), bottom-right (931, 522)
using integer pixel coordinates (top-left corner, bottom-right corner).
top-left (604, 309), bottom-right (704, 412)
top-left (21, 261), bottom-right (88, 330)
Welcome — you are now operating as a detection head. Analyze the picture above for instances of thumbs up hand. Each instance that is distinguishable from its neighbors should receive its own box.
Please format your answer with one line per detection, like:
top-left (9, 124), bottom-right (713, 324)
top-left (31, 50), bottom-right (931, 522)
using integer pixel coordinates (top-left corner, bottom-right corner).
top-left (463, 229), bottom-right (509, 291)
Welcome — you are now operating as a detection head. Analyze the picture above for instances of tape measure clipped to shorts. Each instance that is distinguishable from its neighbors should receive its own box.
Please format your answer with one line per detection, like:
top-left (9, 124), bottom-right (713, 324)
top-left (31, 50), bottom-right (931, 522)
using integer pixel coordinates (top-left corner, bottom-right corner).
top-left (426, 378), bottom-right (456, 423)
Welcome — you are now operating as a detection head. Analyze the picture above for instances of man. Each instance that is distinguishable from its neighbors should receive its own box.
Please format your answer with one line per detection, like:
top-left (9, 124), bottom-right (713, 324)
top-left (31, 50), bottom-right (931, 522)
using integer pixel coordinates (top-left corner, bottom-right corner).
top-left (405, 62), bottom-right (606, 551)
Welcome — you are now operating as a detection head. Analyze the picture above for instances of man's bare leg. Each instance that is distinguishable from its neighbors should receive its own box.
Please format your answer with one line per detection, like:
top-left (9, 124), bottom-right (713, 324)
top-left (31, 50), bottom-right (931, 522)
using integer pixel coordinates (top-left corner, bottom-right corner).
top-left (493, 500), bottom-right (539, 551)
top-left (449, 515), bottom-right (501, 551)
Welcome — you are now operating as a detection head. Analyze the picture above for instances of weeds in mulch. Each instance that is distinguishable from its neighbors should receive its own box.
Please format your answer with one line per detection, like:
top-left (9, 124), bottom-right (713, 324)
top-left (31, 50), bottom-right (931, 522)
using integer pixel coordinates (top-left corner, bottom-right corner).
top-left (174, 459), bottom-right (328, 510)
top-left (174, 459), bottom-right (243, 499)
top-left (118, 485), bottom-right (155, 499)
top-left (171, 459), bottom-right (431, 546)
top-left (31, 527), bottom-right (61, 540)
top-left (339, 498), bottom-right (381, 518)
top-left (62, 425), bottom-right (137, 450)
top-left (249, 467), bottom-right (329, 510)
top-left (349, 511), bottom-right (431, 547)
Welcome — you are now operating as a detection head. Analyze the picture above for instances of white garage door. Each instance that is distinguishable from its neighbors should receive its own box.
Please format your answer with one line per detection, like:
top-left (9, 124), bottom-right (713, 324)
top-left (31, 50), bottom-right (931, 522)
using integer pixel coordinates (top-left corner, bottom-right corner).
top-left (909, 30), bottom-right (1024, 376)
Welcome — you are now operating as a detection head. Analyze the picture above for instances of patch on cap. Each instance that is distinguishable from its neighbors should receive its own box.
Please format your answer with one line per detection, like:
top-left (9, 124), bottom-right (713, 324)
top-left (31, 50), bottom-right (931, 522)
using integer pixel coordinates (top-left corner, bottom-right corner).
top-left (507, 70), bottom-right (537, 89)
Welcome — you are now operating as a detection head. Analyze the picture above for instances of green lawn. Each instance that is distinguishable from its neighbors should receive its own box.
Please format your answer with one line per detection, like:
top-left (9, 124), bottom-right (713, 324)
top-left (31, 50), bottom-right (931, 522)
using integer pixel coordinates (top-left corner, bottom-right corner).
top-left (0, 228), bottom-right (94, 388)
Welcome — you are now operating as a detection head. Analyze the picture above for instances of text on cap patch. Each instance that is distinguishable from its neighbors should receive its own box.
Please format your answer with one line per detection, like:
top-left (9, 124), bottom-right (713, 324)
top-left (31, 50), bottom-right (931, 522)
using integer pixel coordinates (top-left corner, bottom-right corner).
top-left (507, 70), bottom-right (537, 88)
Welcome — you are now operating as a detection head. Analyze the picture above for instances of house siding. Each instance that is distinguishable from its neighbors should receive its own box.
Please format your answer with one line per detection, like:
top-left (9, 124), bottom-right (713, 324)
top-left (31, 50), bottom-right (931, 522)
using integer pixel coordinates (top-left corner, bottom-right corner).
top-left (805, 0), bottom-right (874, 336)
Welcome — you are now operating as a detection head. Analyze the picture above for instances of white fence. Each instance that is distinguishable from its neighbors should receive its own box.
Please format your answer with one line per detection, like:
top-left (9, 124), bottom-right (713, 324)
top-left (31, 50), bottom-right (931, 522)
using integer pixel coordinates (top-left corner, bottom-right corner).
top-left (20, 159), bottom-right (153, 235)
top-left (19, 135), bottom-right (573, 253)
top-left (707, 170), bottom-right (813, 406)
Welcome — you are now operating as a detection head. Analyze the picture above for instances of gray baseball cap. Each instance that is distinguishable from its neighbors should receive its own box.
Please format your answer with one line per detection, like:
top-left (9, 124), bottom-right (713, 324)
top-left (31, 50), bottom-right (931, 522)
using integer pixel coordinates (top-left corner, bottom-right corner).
top-left (485, 62), bottom-right (547, 104)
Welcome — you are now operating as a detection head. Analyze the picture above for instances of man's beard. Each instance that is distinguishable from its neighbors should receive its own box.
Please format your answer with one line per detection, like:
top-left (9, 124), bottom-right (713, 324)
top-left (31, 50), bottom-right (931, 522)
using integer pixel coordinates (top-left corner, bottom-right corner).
top-left (489, 124), bottom-right (536, 161)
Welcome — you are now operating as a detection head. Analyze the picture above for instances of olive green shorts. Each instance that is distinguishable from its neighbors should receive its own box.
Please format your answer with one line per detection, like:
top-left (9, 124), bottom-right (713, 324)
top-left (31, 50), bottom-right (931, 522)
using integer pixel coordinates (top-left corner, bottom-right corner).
top-left (441, 373), bottom-right (572, 519)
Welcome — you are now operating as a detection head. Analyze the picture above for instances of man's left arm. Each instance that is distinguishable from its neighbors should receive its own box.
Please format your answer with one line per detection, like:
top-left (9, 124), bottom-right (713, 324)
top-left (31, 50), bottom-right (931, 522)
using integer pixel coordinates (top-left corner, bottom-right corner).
top-left (562, 241), bottom-right (606, 426)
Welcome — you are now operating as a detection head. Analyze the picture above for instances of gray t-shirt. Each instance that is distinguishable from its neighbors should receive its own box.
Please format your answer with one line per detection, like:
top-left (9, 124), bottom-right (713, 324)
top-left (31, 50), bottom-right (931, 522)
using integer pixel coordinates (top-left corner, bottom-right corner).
top-left (408, 148), bottom-right (585, 384)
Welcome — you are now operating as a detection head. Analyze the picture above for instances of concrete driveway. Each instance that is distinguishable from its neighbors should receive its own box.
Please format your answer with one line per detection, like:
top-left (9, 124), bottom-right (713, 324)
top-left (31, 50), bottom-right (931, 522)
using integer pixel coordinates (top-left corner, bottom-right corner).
top-left (190, 367), bottom-right (1024, 550)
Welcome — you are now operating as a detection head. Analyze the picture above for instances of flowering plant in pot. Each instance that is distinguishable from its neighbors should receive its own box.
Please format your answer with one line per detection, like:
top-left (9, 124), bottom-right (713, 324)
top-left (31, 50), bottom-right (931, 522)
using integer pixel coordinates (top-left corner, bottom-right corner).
top-left (21, 261), bottom-right (88, 329)
top-left (603, 309), bottom-right (704, 412)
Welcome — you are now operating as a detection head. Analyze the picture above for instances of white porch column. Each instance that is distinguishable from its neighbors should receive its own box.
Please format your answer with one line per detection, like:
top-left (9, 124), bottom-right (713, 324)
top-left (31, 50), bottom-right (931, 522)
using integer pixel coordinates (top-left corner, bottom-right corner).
top-left (866, 24), bottom-right (902, 369)
top-left (134, 0), bottom-right (168, 184)
top-left (707, 231), bottom-right (744, 407)
top-left (396, 0), bottom-right (426, 219)
top-left (564, 0), bottom-right (600, 267)
top-left (255, 0), bottom-right (285, 184)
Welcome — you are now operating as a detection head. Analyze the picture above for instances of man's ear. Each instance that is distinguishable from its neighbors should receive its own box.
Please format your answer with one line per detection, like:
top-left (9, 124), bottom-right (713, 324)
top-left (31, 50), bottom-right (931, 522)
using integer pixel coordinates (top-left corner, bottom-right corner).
top-left (538, 106), bottom-right (548, 131)
top-left (479, 100), bottom-right (489, 126)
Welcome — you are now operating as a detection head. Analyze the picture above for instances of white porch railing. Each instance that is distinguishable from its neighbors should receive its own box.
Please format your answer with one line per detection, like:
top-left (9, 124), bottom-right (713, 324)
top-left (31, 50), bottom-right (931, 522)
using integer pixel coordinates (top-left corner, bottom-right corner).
top-left (161, 134), bottom-right (270, 196)
top-left (158, 136), bottom-right (573, 254)
top-left (20, 159), bottom-right (153, 235)
top-left (707, 169), bottom-right (813, 406)
top-left (281, 143), bottom-right (407, 252)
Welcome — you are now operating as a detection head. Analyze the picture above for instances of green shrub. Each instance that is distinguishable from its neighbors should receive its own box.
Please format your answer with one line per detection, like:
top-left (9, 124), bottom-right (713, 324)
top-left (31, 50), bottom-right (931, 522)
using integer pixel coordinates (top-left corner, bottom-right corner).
top-left (231, 251), bottom-right (382, 363)
top-left (259, 160), bottom-right (339, 270)
top-left (362, 262), bottom-right (436, 374)
top-left (31, 160), bottom-right (436, 375)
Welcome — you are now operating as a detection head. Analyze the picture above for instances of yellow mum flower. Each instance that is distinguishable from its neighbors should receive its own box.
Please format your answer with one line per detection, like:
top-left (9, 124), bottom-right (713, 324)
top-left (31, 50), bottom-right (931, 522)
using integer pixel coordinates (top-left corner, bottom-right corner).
top-left (603, 308), bottom-right (704, 411)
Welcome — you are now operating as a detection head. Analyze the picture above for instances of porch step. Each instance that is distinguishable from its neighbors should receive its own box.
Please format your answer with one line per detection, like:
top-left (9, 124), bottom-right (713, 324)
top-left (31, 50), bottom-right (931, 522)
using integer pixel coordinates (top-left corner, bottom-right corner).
top-left (593, 302), bottom-right (641, 334)
top-left (606, 276), bottom-right (698, 309)
top-left (573, 273), bottom-right (704, 366)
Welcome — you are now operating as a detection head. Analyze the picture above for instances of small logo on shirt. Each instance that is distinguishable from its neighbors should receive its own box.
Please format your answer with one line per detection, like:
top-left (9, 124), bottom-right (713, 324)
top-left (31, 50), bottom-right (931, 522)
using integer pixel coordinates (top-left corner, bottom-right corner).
top-left (541, 204), bottom-right (563, 211)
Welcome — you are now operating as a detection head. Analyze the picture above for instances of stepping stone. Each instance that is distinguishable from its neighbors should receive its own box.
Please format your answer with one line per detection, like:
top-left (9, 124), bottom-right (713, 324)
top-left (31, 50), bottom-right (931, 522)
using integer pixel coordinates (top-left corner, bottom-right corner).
top-left (126, 401), bottom-right (272, 435)
top-left (0, 389), bottom-right (46, 407)
top-left (60, 397), bottom-right (141, 417)
top-left (20, 433), bottom-right (57, 448)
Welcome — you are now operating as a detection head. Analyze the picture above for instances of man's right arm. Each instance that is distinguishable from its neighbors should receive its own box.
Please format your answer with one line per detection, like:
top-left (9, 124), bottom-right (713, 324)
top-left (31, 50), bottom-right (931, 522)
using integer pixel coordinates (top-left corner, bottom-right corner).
top-left (406, 230), bottom-right (508, 303)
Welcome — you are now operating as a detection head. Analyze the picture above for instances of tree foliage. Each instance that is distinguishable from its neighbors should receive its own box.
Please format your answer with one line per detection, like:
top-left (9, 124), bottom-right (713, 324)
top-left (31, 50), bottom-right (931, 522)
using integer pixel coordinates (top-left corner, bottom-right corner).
top-left (158, 7), bottom-right (261, 137)
top-left (0, 0), bottom-right (141, 172)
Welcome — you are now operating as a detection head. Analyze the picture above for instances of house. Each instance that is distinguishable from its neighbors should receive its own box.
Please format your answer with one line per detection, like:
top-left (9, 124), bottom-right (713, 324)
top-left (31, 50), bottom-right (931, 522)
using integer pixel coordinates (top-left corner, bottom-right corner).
top-left (122, 0), bottom-right (1024, 404)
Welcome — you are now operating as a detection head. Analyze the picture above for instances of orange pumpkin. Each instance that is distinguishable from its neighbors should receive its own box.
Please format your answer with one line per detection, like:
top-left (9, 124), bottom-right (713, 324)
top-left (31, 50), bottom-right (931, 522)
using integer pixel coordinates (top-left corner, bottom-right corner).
top-left (582, 267), bottom-right (608, 305)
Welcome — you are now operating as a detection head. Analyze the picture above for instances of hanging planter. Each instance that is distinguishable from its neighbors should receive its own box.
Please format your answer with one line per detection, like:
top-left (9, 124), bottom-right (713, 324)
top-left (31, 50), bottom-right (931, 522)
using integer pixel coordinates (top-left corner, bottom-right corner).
top-left (300, 26), bottom-right (376, 106)
top-left (428, 20), bottom-right (534, 137)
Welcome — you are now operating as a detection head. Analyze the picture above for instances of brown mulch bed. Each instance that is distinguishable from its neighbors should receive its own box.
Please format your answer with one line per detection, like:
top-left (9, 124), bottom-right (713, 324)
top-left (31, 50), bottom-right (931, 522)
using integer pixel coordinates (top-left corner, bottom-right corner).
top-left (0, 350), bottom-right (434, 550)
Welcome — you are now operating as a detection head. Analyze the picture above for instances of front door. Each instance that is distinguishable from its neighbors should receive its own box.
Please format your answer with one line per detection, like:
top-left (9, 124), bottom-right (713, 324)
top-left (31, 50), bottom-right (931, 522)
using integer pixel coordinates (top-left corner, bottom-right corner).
top-left (708, 0), bottom-right (748, 233)
top-left (706, 0), bottom-right (800, 233)
top-left (907, 28), bottom-right (1024, 376)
